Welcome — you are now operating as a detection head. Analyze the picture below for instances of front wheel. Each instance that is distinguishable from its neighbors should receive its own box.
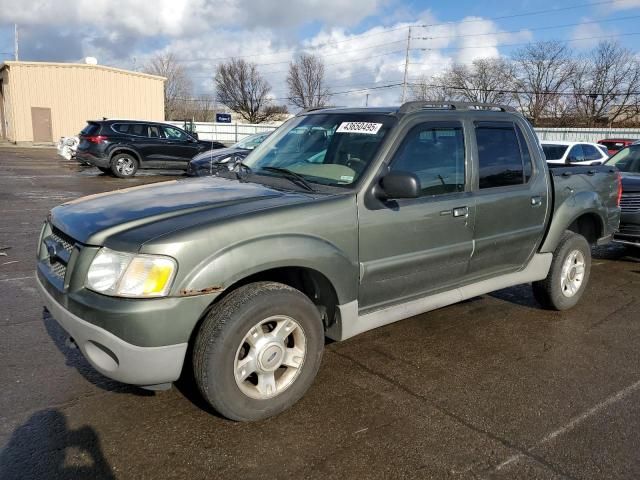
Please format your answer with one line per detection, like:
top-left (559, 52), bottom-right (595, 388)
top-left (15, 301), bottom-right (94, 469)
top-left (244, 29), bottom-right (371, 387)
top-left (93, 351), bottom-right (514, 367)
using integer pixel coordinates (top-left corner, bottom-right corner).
top-left (193, 282), bottom-right (324, 421)
top-left (532, 231), bottom-right (591, 310)
top-left (110, 153), bottom-right (138, 178)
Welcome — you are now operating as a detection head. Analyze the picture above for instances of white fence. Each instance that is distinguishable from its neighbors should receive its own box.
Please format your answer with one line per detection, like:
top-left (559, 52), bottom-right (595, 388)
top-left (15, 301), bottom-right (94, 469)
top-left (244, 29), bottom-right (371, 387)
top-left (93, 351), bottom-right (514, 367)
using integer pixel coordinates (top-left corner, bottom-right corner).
top-left (167, 121), bottom-right (279, 143)
top-left (534, 128), bottom-right (640, 143)
top-left (167, 121), bottom-right (640, 144)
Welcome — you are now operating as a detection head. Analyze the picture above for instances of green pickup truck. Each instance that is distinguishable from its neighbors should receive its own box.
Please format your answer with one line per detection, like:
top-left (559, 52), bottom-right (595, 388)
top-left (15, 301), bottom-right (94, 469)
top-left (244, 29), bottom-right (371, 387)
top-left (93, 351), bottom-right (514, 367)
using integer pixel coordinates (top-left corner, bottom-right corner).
top-left (37, 102), bottom-right (621, 421)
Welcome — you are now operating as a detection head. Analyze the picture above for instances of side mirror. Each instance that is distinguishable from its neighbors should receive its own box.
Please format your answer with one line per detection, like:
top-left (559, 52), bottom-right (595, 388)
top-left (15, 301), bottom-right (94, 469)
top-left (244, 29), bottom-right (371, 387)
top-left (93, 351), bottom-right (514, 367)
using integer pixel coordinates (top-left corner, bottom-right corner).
top-left (190, 132), bottom-right (199, 141)
top-left (378, 171), bottom-right (421, 199)
top-left (566, 156), bottom-right (576, 164)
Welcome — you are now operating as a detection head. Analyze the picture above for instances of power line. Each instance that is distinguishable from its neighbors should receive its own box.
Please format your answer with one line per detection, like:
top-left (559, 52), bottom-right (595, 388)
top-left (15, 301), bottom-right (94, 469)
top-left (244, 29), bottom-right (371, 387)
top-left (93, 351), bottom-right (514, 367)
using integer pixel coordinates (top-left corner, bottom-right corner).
top-left (413, 14), bottom-right (640, 42)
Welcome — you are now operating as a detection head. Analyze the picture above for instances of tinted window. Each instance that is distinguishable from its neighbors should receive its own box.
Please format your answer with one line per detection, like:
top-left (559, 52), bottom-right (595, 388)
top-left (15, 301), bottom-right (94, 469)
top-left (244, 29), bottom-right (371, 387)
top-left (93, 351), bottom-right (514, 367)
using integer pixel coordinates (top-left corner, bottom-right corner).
top-left (113, 123), bottom-right (129, 134)
top-left (163, 126), bottom-right (187, 140)
top-left (582, 144), bottom-right (602, 161)
top-left (148, 125), bottom-right (161, 138)
top-left (390, 123), bottom-right (465, 196)
top-left (476, 124), bottom-right (524, 189)
top-left (568, 145), bottom-right (585, 162)
top-left (81, 123), bottom-right (100, 135)
top-left (542, 144), bottom-right (568, 160)
top-left (606, 145), bottom-right (640, 173)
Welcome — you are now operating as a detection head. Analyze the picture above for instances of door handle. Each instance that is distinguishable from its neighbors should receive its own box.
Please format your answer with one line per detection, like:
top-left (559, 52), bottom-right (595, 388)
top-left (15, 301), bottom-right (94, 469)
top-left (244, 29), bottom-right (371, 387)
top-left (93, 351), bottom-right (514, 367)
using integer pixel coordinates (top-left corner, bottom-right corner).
top-left (531, 196), bottom-right (542, 207)
top-left (452, 206), bottom-right (468, 218)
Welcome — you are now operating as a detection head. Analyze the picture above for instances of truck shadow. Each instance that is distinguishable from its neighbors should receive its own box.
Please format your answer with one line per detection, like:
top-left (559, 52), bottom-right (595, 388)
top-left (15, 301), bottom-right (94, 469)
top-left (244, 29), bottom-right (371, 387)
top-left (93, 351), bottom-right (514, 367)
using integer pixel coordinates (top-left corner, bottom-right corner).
top-left (592, 243), bottom-right (640, 262)
top-left (0, 409), bottom-right (115, 480)
top-left (42, 308), bottom-right (153, 397)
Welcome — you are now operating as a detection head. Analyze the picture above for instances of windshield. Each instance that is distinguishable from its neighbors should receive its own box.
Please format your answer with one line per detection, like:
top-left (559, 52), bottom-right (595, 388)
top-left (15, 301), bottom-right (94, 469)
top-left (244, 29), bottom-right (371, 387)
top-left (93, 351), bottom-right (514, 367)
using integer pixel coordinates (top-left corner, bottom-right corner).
top-left (605, 145), bottom-right (640, 173)
top-left (243, 113), bottom-right (396, 187)
top-left (542, 144), bottom-right (568, 160)
top-left (234, 131), bottom-right (270, 150)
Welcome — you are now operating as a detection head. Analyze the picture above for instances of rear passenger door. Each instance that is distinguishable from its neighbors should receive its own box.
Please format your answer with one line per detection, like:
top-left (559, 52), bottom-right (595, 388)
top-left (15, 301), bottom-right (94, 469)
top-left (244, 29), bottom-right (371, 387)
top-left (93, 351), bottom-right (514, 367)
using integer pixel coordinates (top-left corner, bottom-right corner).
top-left (468, 120), bottom-right (548, 280)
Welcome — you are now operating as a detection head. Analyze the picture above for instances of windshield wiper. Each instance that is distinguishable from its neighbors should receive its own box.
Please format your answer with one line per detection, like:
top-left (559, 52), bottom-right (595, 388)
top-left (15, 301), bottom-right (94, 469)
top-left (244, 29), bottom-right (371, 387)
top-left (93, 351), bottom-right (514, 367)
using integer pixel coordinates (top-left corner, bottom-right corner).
top-left (260, 167), bottom-right (315, 192)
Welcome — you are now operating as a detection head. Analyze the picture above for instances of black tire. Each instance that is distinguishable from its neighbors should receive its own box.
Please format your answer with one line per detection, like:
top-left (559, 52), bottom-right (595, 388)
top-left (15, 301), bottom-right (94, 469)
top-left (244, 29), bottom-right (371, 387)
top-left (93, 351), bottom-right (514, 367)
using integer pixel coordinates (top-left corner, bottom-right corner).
top-left (193, 282), bottom-right (324, 421)
top-left (532, 231), bottom-right (591, 310)
top-left (97, 166), bottom-right (111, 174)
top-left (110, 153), bottom-right (138, 178)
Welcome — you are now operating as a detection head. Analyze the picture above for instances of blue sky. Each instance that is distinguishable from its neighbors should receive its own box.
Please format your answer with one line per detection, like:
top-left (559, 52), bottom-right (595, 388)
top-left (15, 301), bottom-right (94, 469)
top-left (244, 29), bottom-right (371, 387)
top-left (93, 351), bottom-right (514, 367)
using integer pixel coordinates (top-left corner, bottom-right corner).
top-left (1, 0), bottom-right (639, 105)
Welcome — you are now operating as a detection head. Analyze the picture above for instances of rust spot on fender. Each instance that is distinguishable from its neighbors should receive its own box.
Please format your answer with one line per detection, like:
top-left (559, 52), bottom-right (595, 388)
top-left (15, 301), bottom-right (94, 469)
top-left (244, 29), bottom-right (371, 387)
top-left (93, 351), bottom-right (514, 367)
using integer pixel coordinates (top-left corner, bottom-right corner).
top-left (179, 286), bottom-right (224, 296)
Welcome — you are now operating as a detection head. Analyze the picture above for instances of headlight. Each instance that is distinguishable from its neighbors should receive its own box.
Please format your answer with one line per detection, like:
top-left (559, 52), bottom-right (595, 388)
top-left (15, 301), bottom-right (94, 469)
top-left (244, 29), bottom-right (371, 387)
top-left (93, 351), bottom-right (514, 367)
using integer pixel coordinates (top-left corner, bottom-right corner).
top-left (86, 248), bottom-right (177, 298)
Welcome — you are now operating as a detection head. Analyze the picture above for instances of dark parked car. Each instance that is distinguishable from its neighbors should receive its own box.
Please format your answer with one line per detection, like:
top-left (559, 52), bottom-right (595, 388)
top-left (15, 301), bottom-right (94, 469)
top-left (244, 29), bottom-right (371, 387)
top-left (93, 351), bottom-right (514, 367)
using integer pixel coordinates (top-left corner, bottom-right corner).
top-left (605, 144), bottom-right (640, 247)
top-left (186, 131), bottom-right (272, 177)
top-left (598, 138), bottom-right (637, 156)
top-left (76, 120), bottom-right (226, 177)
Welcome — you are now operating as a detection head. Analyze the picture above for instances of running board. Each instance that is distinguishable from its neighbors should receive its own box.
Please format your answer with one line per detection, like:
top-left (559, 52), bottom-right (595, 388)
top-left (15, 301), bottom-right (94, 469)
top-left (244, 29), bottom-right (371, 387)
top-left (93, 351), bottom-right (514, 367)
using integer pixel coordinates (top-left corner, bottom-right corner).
top-left (327, 253), bottom-right (552, 341)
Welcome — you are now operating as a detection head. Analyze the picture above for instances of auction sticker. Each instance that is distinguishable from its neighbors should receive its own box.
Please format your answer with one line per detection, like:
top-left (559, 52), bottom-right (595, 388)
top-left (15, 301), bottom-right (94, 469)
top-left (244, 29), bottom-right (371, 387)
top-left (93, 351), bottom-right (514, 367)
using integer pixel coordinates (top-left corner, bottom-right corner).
top-left (336, 122), bottom-right (383, 135)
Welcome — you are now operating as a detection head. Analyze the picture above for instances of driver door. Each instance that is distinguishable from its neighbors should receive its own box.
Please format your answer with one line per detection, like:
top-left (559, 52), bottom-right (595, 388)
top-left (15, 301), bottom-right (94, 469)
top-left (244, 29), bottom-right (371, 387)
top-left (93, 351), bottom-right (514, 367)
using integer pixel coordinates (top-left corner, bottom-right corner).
top-left (357, 120), bottom-right (475, 312)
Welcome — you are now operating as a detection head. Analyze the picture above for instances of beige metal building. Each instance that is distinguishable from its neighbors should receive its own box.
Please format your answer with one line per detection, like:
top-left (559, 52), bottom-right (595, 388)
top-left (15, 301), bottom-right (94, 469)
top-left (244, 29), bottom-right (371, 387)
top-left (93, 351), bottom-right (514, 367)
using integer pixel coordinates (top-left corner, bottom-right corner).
top-left (0, 61), bottom-right (165, 144)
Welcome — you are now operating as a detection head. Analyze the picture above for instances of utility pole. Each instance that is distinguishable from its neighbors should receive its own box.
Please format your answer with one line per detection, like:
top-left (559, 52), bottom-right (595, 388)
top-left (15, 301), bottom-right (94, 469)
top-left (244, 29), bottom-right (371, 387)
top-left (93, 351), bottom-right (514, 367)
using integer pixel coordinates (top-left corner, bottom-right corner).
top-left (401, 26), bottom-right (411, 103)
top-left (14, 24), bottom-right (19, 61)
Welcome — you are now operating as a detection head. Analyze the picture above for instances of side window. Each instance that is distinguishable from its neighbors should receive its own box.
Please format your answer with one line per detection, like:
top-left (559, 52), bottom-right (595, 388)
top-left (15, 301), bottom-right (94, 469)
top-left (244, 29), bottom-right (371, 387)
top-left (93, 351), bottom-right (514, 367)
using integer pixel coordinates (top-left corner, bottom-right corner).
top-left (390, 122), bottom-right (465, 196)
top-left (476, 123), bottom-right (524, 189)
top-left (582, 144), bottom-right (602, 161)
top-left (515, 125), bottom-right (533, 182)
top-left (127, 124), bottom-right (146, 136)
top-left (147, 125), bottom-right (161, 138)
top-left (163, 126), bottom-right (187, 140)
top-left (568, 145), bottom-right (585, 162)
top-left (112, 123), bottom-right (129, 134)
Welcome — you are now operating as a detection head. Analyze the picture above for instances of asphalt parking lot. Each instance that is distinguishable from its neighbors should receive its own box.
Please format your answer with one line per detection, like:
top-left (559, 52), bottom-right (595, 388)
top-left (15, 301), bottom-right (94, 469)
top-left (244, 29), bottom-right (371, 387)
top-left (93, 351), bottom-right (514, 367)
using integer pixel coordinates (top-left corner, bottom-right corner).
top-left (0, 146), bottom-right (639, 480)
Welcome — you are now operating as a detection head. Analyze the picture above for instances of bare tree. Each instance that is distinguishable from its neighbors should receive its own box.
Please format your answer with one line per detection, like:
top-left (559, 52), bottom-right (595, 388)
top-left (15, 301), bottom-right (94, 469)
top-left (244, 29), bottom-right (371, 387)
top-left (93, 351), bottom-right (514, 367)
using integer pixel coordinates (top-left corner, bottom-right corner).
top-left (409, 75), bottom-right (448, 101)
top-left (215, 58), bottom-right (278, 123)
top-left (143, 52), bottom-right (193, 120)
top-left (571, 41), bottom-right (640, 127)
top-left (440, 58), bottom-right (515, 104)
top-left (287, 53), bottom-right (330, 109)
top-left (511, 41), bottom-right (576, 125)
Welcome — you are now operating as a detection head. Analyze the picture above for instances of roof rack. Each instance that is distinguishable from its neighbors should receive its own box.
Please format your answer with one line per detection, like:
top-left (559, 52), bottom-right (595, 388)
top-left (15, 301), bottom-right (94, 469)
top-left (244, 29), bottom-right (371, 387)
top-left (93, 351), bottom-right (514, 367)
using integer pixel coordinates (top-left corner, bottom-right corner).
top-left (296, 106), bottom-right (334, 116)
top-left (398, 101), bottom-right (516, 114)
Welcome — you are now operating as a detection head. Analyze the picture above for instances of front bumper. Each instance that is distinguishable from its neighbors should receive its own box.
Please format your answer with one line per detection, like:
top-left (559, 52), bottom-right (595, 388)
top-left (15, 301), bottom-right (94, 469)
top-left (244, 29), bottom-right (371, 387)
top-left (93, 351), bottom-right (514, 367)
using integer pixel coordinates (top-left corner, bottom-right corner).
top-left (37, 275), bottom-right (188, 386)
top-left (614, 211), bottom-right (640, 246)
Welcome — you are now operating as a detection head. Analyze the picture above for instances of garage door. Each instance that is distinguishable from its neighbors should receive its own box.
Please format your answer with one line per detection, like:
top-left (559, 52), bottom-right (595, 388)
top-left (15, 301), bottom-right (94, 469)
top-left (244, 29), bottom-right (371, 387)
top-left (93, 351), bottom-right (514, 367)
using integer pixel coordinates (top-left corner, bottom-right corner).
top-left (31, 107), bottom-right (53, 143)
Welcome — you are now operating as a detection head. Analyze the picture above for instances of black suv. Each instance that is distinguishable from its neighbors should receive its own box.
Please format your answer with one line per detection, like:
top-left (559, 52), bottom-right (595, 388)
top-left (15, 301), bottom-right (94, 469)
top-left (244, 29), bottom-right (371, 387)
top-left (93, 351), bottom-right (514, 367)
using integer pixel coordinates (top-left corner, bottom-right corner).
top-left (76, 120), bottom-right (226, 177)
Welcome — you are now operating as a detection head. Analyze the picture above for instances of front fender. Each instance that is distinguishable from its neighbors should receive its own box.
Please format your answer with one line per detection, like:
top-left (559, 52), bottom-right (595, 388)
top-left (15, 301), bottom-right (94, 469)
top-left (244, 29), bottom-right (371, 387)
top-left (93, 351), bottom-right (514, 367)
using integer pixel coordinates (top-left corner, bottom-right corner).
top-left (539, 190), bottom-right (605, 252)
top-left (176, 234), bottom-right (358, 304)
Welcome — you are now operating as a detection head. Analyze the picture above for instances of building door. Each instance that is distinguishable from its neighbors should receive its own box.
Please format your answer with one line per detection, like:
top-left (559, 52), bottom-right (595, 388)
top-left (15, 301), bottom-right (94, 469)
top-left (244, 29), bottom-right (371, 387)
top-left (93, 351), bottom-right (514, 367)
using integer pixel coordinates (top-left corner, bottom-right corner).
top-left (0, 80), bottom-right (6, 140)
top-left (31, 107), bottom-right (53, 143)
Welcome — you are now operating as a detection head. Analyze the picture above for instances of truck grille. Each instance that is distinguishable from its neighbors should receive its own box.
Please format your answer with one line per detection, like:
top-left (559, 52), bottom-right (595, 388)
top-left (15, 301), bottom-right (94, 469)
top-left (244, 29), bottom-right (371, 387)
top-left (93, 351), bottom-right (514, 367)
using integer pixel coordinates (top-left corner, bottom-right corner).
top-left (42, 227), bottom-right (79, 282)
top-left (620, 192), bottom-right (640, 213)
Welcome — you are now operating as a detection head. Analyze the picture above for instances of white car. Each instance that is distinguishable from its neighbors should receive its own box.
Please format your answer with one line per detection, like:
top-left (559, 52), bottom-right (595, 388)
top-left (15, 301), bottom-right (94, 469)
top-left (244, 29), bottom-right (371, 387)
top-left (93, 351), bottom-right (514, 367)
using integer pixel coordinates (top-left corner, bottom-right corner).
top-left (540, 141), bottom-right (609, 165)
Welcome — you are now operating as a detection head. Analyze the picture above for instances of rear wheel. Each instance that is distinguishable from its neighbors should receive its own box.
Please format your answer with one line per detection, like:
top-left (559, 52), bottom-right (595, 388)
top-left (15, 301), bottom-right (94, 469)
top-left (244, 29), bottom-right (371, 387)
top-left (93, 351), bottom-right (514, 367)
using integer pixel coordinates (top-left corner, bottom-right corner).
top-left (193, 282), bottom-right (324, 421)
top-left (533, 231), bottom-right (591, 310)
top-left (110, 153), bottom-right (138, 178)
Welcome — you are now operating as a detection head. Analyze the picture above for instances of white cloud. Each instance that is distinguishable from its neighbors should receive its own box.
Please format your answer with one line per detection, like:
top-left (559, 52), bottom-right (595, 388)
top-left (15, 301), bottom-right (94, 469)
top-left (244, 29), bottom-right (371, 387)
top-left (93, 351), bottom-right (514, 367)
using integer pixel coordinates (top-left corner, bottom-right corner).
top-left (0, 1), bottom-right (534, 107)
top-left (570, 17), bottom-right (612, 49)
top-left (610, 0), bottom-right (640, 10)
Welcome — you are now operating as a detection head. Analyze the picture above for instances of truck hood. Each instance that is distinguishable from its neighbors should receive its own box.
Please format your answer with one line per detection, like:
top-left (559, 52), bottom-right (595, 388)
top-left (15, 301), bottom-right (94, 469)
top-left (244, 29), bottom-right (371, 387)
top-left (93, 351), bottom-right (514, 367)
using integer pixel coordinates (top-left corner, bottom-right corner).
top-left (621, 172), bottom-right (640, 193)
top-left (50, 177), bottom-right (311, 245)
